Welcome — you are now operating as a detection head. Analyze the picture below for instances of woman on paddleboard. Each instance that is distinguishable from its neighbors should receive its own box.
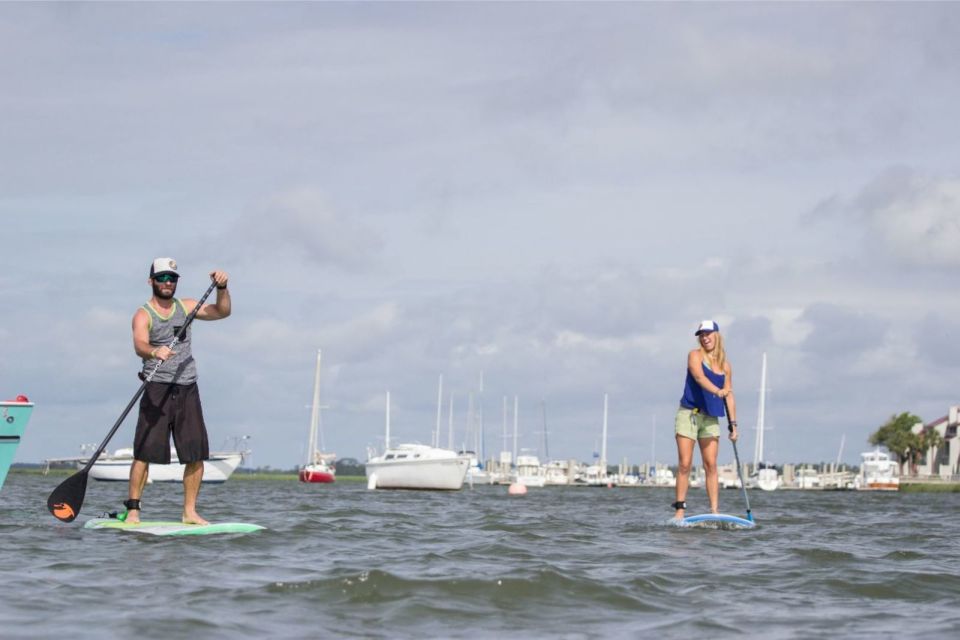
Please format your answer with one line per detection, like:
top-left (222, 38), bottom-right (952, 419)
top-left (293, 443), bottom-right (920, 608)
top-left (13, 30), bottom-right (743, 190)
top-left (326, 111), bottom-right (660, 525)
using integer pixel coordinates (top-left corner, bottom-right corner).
top-left (673, 320), bottom-right (738, 520)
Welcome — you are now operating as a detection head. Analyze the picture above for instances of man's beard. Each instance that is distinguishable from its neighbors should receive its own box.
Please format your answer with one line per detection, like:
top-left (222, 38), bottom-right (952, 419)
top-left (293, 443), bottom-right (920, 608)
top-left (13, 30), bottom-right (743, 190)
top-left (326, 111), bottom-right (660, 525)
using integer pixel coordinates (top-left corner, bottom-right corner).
top-left (152, 284), bottom-right (176, 299)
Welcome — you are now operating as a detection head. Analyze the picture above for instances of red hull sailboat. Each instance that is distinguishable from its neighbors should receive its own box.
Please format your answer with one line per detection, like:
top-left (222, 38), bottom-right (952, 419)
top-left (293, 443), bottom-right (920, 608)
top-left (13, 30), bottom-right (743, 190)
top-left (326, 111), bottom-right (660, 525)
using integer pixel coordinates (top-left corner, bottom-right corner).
top-left (299, 349), bottom-right (336, 484)
top-left (299, 460), bottom-right (335, 483)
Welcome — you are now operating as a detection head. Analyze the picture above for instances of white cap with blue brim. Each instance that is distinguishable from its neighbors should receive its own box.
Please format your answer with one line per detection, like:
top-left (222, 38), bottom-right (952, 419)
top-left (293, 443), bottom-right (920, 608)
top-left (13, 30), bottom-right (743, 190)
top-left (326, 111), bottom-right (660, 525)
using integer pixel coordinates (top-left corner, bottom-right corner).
top-left (695, 320), bottom-right (719, 335)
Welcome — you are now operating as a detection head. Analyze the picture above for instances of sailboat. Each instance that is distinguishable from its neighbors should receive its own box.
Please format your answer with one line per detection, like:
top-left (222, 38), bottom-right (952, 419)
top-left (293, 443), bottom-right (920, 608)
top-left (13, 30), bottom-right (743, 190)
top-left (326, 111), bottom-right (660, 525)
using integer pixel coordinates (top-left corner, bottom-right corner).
top-left (753, 352), bottom-right (780, 491)
top-left (580, 393), bottom-right (613, 486)
top-left (365, 390), bottom-right (470, 490)
top-left (299, 349), bottom-right (336, 484)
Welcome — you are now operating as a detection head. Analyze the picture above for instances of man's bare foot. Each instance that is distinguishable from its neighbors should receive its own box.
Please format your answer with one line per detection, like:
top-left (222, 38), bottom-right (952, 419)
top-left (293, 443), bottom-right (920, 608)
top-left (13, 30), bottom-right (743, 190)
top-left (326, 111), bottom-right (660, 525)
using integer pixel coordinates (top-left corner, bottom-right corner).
top-left (182, 512), bottom-right (209, 526)
top-left (125, 511), bottom-right (141, 524)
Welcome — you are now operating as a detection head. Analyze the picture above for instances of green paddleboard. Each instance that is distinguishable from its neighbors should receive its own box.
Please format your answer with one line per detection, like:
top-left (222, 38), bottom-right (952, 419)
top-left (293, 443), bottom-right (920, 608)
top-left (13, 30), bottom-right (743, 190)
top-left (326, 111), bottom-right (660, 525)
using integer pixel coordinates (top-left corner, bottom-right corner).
top-left (84, 518), bottom-right (265, 536)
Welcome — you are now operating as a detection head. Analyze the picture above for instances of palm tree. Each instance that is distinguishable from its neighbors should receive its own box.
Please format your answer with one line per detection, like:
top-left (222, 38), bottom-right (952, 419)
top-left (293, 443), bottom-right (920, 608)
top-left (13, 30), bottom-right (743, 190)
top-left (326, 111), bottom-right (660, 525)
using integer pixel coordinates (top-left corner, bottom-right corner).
top-left (914, 427), bottom-right (945, 475)
top-left (869, 412), bottom-right (924, 476)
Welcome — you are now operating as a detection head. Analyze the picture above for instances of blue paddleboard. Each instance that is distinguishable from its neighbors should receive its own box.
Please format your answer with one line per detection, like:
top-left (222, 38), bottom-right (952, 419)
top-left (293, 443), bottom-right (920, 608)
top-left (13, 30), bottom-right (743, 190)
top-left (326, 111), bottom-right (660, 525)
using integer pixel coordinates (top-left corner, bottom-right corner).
top-left (680, 513), bottom-right (756, 529)
top-left (84, 518), bottom-right (265, 536)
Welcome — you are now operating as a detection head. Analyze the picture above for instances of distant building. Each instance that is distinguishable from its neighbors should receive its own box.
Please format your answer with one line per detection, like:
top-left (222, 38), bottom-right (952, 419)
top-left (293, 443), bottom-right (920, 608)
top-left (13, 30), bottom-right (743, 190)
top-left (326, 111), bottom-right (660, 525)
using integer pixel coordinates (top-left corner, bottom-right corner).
top-left (913, 405), bottom-right (959, 479)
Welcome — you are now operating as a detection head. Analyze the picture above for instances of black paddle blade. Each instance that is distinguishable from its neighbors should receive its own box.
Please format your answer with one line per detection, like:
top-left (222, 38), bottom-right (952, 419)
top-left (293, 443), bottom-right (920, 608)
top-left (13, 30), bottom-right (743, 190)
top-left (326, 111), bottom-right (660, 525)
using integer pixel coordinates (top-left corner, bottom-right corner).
top-left (47, 471), bottom-right (89, 522)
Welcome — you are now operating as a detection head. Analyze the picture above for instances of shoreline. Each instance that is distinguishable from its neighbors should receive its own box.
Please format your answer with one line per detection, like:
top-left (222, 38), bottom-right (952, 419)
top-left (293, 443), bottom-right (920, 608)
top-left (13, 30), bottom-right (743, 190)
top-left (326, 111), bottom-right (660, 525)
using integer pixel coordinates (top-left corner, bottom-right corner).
top-left (11, 467), bottom-right (960, 491)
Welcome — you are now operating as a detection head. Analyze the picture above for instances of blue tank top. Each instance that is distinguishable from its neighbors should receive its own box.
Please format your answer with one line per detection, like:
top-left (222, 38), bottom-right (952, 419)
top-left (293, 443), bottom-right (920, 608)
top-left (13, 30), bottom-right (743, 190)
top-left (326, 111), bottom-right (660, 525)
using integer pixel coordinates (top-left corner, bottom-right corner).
top-left (680, 361), bottom-right (726, 417)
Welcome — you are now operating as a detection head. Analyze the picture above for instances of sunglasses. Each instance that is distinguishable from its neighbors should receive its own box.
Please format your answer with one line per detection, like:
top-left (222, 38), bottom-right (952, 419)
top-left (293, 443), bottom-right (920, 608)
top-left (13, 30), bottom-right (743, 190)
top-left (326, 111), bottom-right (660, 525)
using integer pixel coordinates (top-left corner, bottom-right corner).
top-left (154, 274), bottom-right (179, 283)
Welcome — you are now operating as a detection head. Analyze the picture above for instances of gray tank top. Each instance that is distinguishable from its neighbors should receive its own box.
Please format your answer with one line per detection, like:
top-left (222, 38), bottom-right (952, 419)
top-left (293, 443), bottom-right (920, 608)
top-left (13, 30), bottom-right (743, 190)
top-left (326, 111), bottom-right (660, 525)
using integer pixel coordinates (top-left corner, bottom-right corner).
top-left (141, 298), bottom-right (198, 384)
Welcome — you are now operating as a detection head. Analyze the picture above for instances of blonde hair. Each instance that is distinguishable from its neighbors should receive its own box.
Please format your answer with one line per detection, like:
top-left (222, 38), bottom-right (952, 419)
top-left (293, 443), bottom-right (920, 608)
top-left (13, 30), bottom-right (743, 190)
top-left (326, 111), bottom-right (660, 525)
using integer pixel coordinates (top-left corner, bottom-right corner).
top-left (699, 332), bottom-right (727, 372)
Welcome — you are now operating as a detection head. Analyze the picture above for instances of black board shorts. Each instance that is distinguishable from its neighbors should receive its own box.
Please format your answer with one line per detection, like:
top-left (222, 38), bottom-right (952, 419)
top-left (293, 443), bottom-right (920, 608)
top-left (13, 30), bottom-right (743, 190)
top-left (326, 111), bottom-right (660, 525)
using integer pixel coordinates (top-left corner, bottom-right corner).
top-left (133, 382), bottom-right (210, 464)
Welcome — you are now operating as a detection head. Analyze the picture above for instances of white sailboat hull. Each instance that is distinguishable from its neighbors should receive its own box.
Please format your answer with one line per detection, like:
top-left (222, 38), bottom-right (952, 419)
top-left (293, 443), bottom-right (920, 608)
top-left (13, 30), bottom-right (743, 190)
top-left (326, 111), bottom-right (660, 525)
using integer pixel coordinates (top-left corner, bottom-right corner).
top-left (757, 468), bottom-right (780, 491)
top-left (86, 451), bottom-right (244, 484)
top-left (366, 445), bottom-right (469, 490)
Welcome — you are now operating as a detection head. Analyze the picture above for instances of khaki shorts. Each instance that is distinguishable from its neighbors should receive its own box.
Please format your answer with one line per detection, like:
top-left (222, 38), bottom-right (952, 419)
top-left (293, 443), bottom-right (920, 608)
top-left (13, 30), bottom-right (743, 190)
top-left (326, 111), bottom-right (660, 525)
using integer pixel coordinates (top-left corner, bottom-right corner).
top-left (675, 406), bottom-right (721, 441)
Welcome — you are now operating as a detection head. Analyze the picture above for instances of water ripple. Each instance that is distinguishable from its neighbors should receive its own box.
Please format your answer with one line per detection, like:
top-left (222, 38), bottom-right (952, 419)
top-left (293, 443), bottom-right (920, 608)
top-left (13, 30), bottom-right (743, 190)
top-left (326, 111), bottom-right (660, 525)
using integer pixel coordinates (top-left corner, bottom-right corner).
top-left (2, 476), bottom-right (959, 638)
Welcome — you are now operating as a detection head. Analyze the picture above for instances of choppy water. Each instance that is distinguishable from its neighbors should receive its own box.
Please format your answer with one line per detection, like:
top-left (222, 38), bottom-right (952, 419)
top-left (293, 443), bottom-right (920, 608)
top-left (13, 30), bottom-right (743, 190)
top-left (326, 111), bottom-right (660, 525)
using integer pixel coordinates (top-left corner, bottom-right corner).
top-left (2, 473), bottom-right (958, 638)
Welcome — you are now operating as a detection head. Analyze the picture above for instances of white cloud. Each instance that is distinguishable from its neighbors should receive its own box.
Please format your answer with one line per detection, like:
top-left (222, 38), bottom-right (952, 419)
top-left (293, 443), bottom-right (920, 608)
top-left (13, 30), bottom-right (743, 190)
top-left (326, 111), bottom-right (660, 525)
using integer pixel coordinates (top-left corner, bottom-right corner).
top-left (217, 188), bottom-right (383, 271)
top-left (854, 169), bottom-right (960, 267)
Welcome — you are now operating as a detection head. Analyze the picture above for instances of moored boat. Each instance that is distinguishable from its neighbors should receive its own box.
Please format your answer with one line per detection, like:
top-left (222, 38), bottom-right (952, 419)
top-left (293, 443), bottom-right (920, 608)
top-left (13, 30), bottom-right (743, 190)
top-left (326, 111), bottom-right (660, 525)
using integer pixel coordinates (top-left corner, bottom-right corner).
top-left (299, 454), bottom-right (336, 483)
top-left (648, 466), bottom-right (677, 487)
top-left (512, 453), bottom-right (547, 487)
top-left (543, 459), bottom-right (574, 485)
top-left (462, 450), bottom-right (495, 485)
top-left (365, 391), bottom-right (469, 490)
top-left (756, 466), bottom-right (781, 491)
top-left (579, 393), bottom-right (613, 487)
top-left (795, 466), bottom-right (821, 489)
top-left (1, 396), bottom-right (34, 491)
top-left (299, 349), bottom-right (336, 484)
top-left (752, 354), bottom-right (779, 491)
top-left (83, 446), bottom-right (247, 483)
top-left (855, 448), bottom-right (899, 491)
top-left (366, 443), bottom-right (470, 490)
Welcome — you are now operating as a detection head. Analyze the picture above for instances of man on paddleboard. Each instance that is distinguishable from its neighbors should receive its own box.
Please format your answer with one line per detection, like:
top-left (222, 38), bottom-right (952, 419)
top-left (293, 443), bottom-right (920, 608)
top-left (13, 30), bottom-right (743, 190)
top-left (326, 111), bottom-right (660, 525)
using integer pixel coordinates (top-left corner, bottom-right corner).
top-left (124, 257), bottom-right (231, 525)
top-left (672, 320), bottom-right (738, 520)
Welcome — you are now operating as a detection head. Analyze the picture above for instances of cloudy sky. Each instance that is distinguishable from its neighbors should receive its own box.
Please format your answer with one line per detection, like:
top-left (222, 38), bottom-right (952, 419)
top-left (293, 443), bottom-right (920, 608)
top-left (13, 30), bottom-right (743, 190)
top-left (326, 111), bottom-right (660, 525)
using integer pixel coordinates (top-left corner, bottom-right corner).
top-left (3, 2), bottom-right (958, 471)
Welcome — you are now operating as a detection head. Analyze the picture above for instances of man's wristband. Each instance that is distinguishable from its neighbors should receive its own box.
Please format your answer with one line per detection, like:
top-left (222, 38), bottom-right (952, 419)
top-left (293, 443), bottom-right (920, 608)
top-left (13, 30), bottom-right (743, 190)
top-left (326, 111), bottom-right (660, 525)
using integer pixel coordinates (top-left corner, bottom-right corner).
top-left (730, 421), bottom-right (738, 427)
top-left (216, 284), bottom-right (228, 290)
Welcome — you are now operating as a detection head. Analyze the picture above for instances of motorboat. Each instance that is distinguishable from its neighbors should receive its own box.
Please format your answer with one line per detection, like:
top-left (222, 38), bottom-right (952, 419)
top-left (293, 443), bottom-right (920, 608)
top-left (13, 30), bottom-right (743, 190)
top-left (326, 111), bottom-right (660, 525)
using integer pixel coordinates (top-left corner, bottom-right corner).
top-left (648, 466), bottom-right (677, 487)
top-left (543, 459), bottom-right (574, 485)
top-left (512, 454), bottom-right (546, 487)
top-left (299, 349), bottom-right (336, 484)
top-left (795, 466), bottom-right (821, 489)
top-left (855, 448), bottom-right (899, 491)
top-left (1, 396), bottom-right (34, 491)
top-left (578, 462), bottom-right (615, 487)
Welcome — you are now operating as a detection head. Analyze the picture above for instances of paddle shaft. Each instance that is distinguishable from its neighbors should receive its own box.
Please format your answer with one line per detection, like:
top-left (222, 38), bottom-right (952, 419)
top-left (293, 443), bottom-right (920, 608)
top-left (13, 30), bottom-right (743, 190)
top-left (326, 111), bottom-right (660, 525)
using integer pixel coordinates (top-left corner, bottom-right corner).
top-left (48, 281), bottom-right (218, 520)
top-left (724, 397), bottom-right (753, 522)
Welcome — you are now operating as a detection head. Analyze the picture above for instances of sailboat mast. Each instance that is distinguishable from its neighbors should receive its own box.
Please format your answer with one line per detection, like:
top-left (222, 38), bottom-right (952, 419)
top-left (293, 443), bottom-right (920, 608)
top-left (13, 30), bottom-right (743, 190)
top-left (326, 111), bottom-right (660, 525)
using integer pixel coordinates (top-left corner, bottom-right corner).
top-left (435, 374), bottom-right (443, 449)
top-left (601, 393), bottom-right (608, 475)
top-left (651, 415), bottom-right (656, 473)
top-left (753, 352), bottom-right (767, 470)
top-left (477, 371), bottom-right (484, 464)
top-left (541, 399), bottom-right (549, 461)
top-left (306, 349), bottom-right (322, 465)
top-left (502, 396), bottom-right (508, 456)
top-left (385, 390), bottom-right (391, 451)
top-left (447, 394), bottom-right (454, 450)
top-left (513, 396), bottom-right (519, 463)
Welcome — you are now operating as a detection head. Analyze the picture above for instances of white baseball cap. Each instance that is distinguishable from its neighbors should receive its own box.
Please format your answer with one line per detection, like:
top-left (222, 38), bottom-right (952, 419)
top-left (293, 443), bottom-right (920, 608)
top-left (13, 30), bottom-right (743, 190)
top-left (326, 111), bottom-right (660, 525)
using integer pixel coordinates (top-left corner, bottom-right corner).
top-left (695, 320), bottom-right (719, 335)
top-left (149, 257), bottom-right (179, 278)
